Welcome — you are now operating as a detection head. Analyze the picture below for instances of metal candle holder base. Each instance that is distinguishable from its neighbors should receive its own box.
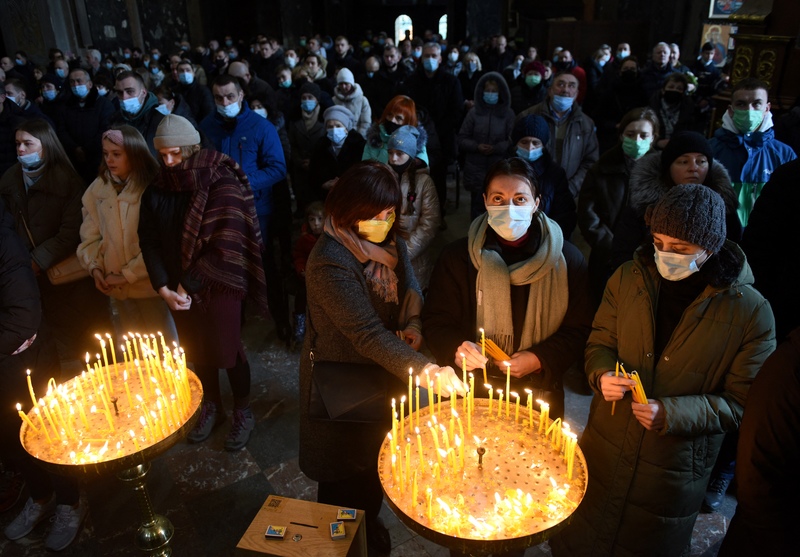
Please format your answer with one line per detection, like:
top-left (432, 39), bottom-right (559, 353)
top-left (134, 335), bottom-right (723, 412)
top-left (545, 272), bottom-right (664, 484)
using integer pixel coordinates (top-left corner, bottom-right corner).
top-left (118, 463), bottom-right (174, 556)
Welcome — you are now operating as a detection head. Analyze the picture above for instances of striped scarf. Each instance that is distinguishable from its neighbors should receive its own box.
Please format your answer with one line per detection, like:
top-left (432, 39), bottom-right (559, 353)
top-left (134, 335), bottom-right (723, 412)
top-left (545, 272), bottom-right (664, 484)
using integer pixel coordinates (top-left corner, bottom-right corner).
top-left (154, 149), bottom-right (269, 313)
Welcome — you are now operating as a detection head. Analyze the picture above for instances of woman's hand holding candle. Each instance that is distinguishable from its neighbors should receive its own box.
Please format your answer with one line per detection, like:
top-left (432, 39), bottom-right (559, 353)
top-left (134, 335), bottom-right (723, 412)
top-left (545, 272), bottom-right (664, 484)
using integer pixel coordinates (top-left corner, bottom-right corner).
top-left (454, 341), bottom-right (487, 371)
top-left (600, 371), bottom-right (637, 402)
top-left (494, 351), bottom-right (541, 378)
top-left (428, 365), bottom-right (467, 397)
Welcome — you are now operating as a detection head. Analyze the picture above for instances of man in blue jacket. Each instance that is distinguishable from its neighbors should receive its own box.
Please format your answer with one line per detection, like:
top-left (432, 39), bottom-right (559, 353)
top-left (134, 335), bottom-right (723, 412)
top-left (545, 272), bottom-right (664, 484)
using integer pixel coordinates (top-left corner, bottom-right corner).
top-left (710, 77), bottom-right (796, 227)
top-left (201, 74), bottom-right (289, 340)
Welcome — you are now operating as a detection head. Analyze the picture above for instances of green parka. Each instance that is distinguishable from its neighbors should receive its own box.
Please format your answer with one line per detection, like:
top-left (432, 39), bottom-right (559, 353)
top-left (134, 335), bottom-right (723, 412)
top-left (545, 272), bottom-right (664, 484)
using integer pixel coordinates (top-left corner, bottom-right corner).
top-left (551, 241), bottom-right (775, 557)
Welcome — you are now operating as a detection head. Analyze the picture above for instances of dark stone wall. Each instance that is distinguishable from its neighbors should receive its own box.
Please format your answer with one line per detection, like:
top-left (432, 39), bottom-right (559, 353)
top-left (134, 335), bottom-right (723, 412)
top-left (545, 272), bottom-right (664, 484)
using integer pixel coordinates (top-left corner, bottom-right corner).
top-left (84, 0), bottom-right (134, 53)
top-left (136, 0), bottom-right (191, 52)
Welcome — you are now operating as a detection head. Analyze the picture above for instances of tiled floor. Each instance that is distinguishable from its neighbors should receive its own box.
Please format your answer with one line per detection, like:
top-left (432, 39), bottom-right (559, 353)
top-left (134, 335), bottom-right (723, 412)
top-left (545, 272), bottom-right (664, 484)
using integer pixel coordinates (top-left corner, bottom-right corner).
top-left (0, 180), bottom-right (735, 556)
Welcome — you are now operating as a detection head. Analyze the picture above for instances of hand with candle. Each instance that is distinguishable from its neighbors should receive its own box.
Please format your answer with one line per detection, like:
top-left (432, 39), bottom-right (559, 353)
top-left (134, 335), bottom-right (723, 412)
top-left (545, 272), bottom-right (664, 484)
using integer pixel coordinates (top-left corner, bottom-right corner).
top-left (427, 365), bottom-right (467, 397)
top-left (600, 371), bottom-right (637, 402)
top-left (454, 341), bottom-right (487, 371)
top-left (492, 350), bottom-right (542, 378)
top-left (631, 400), bottom-right (665, 431)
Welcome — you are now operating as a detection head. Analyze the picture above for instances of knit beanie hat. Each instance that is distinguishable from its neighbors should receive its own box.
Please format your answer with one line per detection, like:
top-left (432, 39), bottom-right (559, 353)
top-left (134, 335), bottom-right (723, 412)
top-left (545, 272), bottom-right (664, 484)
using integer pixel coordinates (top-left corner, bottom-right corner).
top-left (298, 81), bottom-right (321, 100)
top-left (153, 114), bottom-right (201, 149)
top-left (388, 125), bottom-right (421, 158)
top-left (336, 68), bottom-right (355, 85)
top-left (511, 114), bottom-right (550, 146)
top-left (324, 105), bottom-right (355, 131)
top-left (660, 131), bottom-right (714, 177)
top-left (645, 183), bottom-right (726, 252)
top-left (522, 60), bottom-right (546, 76)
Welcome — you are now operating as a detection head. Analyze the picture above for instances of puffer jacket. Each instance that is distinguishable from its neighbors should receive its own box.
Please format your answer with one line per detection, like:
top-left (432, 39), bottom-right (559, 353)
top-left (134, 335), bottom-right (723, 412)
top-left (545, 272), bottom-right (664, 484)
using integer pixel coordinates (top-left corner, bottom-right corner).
top-left (77, 173), bottom-right (157, 300)
top-left (551, 241), bottom-right (775, 557)
top-left (610, 151), bottom-right (742, 270)
top-left (397, 168), bottom-right (440, 289)
top-left (457, 72), bottom-right (515, 191)
top-left (201, 102), bottom-right (287, 216)
top-left (518, 100), bottom-right (599, 198)
top-left (332, 82), bottom-right (372, 139)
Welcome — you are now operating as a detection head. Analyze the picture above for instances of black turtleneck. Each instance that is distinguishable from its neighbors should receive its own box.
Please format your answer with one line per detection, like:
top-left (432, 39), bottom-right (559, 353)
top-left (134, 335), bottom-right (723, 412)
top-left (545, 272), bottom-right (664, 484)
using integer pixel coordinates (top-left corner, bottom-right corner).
top-left (654, 268), bottom-right (708, 358)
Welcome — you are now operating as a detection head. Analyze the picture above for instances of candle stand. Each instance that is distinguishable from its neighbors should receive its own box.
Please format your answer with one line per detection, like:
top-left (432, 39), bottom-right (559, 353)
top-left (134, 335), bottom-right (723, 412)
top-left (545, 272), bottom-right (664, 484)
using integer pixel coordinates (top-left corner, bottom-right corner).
top-left (378, 398), bottom-right (587, 556)
top-left (20, 366), bottom-right (203, 556)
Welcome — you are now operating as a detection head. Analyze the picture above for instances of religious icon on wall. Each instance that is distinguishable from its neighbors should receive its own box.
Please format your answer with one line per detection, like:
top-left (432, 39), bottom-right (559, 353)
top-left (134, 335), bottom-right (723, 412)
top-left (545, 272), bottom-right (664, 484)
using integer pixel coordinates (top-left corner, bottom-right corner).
top-left (708, 0), bottom-right (744, 18)
top-left (701, 23), bottom-right (737, 67)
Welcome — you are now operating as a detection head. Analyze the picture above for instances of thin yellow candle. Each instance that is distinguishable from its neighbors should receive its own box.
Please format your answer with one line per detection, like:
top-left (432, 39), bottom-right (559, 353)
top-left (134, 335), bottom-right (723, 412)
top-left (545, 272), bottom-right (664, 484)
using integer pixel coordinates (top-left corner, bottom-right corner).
top-left (479, 327), bottom-right (487, 384)
top-left (448, 396), bottom-right (455, 441)
top-left (76, 397), bottom-right (89, 428)
top-left (455, 434), bottom-right (464, 469)
top-left (17, 403), bottom-right (37, 431)
top-left (400, 395), bottom-right (406, 439)
top-left (525, 388), bottom-right (533, 428)
top-left (97, 389), bottom-right (115, 432)
top-left (440, 423), bottom-right (451, 457)
top-left (467, 373), bottom-right (473, 434)
top-left (75, 372), bottom-right (86, 405)
top-left (496, 389), bottom-right (503, 418)
top-left (448, 447), bottom-right (456, 470)
top-left (513, 392), bottom-right (520, 424)
top-left (428, 421), bottom-right (442, 467)
top-left (123, 371), bottom-right (133, 409)
top-left (157, 399), bottom-right (168, 434)
top-left (388, 432), bottom-right (395, 462)
top-left (412, 470), bottom-right (418, 505)
top-left (612, 360), bottom-right (620, 415)
top-left (432, 461), bottom-right (440, 484)
top-left (139, 416), bottom-right (151, 443)
top-left (426, 370), bottom-right (433, 419)
top-left (538, 399), bottom-right (549, 434)
top-left (460, 352), bottom-right (467, 414)
top-left (106, 333), bottom-right (118, 378)
top-left (50, 398), bottom-right (73, 440)
top-left (26, 369), bottom-right (37, 410)
top-left (97, 335), bottom-right (110, 371)
top-left (33, 407), bottom-right (52, 443)
top-left (135, 360), bottom-right (147, 398)
top-left (436, 373), bottom-right (442, 418)
top-left (504, 361), bottom-right (511, 418)
top-left (455, 411), bottom-right (465, 454)
top-left (132, 333), bottom-right (142, 363)
top-left (404, 441), bottom-right (411, 489)
top-left (391, 399), bottom-right (397, 454)
top-left (151, 410), bottom-right (165, 439)
top-left (485, 384), bottom-right (493, 415)
top-left (415, 375), bottom-right (421, 429)
top-left (408, 369), bottom-right (413, 428)
top-left (40, 399), bottom-right (61, 440)
top-left (415, 427), bottom-right (425, 473)
top-left (426, 487), bottom-right (433, 522)
top-left (142, 409), bottom-right (156, 441)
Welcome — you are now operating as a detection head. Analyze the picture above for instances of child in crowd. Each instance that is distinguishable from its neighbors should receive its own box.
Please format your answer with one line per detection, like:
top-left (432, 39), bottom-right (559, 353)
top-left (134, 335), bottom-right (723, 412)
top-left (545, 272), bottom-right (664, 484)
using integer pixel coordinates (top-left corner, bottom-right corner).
top-left (291, 201), bottom-right (324, 345)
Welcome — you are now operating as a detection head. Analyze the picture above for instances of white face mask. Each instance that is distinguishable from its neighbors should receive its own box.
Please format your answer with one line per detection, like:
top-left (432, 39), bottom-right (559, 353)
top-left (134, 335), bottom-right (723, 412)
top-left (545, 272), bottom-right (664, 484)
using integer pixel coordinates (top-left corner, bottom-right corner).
top-left (485, 203), bottom-right (537, 241)
top-left (653, 245), bottom-right (706, 281)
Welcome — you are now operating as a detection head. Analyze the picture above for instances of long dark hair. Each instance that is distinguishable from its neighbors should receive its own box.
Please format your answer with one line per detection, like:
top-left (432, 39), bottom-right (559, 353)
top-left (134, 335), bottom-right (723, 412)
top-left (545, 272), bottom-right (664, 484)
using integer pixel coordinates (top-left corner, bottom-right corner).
top-left (325, 161), bottom-right (402, 234)
top-left (15, 119), bottom-right (81, 186)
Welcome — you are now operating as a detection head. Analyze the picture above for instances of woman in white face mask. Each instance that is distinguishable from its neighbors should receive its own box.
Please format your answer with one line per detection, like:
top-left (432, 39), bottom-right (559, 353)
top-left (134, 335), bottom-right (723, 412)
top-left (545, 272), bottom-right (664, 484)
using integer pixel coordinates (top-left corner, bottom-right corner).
top-left (549, 183), bottom-right (775, 557)
top-left (423, 157), bottom-right (594, 422)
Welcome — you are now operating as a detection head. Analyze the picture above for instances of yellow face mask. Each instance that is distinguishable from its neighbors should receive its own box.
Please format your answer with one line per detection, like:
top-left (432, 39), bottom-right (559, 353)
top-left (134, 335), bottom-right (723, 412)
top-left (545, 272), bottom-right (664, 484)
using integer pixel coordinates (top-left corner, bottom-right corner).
top-left (357, 210), bottom-right (395, 243)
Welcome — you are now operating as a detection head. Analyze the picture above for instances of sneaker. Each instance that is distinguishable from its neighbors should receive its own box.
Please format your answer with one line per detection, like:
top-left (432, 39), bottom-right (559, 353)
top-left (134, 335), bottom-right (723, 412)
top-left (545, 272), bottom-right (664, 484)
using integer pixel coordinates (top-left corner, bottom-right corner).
top-left (224, 407), bottom-right (255, 451)
top-left (701, 474), bottom-right (732, 512)
top-left (187, 401), bottom-right (225, 444)
top-left (4, 495), bottom-right (56, 540)
top-left (0, 472), bottom-right (26, 512)
top-left (45, 501), bottom-right (87, 551)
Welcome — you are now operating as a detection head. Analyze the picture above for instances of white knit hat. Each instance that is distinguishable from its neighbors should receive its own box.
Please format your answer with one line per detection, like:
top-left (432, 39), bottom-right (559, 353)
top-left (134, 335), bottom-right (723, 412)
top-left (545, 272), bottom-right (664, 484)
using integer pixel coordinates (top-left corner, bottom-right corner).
top-left (154, 115), bottom-right (201, 149)
top-left (336, 68), bottom-right (355, 85)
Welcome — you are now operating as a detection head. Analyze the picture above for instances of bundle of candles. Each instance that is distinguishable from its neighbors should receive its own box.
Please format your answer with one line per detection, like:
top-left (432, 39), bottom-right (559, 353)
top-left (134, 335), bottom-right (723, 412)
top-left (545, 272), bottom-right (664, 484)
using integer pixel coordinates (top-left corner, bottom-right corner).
top-left (17, 332), bottom-right (202, 466)
top-left (611, 361), bottom-right (648, 415)
top-left (378, 357), bottom-right (586, 541)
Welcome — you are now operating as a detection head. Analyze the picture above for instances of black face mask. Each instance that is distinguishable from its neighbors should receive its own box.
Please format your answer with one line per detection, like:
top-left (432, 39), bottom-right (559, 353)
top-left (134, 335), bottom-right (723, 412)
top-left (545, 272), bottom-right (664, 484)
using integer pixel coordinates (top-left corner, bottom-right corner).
top-left (383, 120), bottom-right (400, 134)
top-left (663, 90), bottom-right (683, 105)
top-left (214, 59), bottom-right (226, 68)
top-left (555, 59), bottom-right (575, 72)
top-left (389, 159), bottom-right (412, 176)
top-left (620, 70), bottom-right (637, 82)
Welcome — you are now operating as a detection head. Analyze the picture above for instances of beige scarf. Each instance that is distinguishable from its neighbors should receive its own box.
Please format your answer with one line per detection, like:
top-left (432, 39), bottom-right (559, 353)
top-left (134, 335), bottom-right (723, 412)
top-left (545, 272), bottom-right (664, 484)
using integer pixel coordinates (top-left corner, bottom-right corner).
top-left (468, 211), bottom-right (569, 355)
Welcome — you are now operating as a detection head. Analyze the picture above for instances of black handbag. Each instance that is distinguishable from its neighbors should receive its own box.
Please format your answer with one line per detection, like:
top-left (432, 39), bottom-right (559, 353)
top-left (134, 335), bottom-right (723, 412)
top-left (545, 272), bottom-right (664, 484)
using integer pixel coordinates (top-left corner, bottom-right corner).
top-left (306, 306), bottom-right (396, 424)
top-left (308, 353), bottom-right (392, 423)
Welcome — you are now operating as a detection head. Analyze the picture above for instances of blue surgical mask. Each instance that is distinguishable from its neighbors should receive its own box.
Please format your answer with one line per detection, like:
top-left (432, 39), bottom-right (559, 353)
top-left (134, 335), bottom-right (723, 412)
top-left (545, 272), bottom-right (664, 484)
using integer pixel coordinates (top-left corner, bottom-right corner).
top-left (152, 54), bottom-right (160, 61)
top-left (483, 91), bottom-right (499, 105)
top-left (653, 245), bottom-right (706, 281)
top-left (279, 79), bottom-right (292, 88)
top-left (253, 107), bottom-right (267, 118)
top-left (178, 72), bottom-right (194, 85)
top-left (327, 127), bottom-right (347, 144)
top-left (423, 58), bottom-right (439, 72)
top-left (6, 96), bottom-right (18, 106)
top-left (15, 59), bottom-right (23, 66)
top-left (217, 102), bottom-right (240, 118)
top-left (485, 204), bottom-right (537, 241)
top-left (121, 96), bottom-right (142, 114)
top-left (124, 53), bottom-right (131, 59)
top-left (413, 50), bottom-right (422, 59)
top-left (43, 89), bottom-right (57, 101)
top-left (367, 72), bottom-right (374, 79)
top-left (468, 62), bottom-right (477, 73)
top-left (155, 104), bottom-right (171, 115)
top-left (516, 146), bottom-right (543, 162)
top-left (96, 88), bottom-right (107, 96)
top-left (616, 51), bottom-right (629, 59)
top-left (285, 57), bottom-right (297, 68)
top-left (225, 40), bottom-right (233, 47)
top-left (228, 51), bottom-right (237, 60)
top-left (55, 68), bottom-right (66, 78)
top-left (105, 63), bottom-right (113, 70)
top-left (18, 151), bottom-right (42, 168)
top-left (143, 60), bottom-right (150, 69)
top-left (551, 94), bottom-right (574, 112)
top-left (301, 99), bottom-right (317, 112)
top-left (72, 84), bottom-right (89, 98)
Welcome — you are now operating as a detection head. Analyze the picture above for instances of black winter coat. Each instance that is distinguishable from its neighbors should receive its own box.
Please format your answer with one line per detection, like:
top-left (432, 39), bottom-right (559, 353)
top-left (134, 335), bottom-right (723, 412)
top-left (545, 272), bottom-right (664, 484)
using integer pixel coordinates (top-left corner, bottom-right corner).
top-left (307, 132), bottom-right (366, 202)
top-left (56, 88), bottom-right (114, 183)
top-left (0, 101), bottom-right (25, 175)
top-left (402, 68), bottom-right (464, 159)
top-left (176, 81), bottom-right (214, 123)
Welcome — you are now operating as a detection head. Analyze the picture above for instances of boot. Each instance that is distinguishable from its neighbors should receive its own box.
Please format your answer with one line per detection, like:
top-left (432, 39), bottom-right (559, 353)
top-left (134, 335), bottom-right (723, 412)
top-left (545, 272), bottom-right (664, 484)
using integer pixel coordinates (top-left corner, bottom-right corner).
top-left (294, 313), bottom-right (306, 346)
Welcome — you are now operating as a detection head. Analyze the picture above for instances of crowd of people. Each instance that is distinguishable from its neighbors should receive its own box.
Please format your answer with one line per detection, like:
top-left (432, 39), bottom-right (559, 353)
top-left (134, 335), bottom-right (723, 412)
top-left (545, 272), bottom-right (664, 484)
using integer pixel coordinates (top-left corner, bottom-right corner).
top-left (0, 25), bottom-right (798, 555)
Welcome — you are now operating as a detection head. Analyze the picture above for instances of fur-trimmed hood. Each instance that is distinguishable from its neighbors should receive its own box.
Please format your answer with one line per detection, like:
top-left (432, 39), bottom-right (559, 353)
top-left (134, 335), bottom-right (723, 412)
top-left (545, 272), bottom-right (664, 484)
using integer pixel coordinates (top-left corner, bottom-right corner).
top-left (628, 151), bottom-right (737, 217)
top-left (366, 122), bottom-right (427, 151)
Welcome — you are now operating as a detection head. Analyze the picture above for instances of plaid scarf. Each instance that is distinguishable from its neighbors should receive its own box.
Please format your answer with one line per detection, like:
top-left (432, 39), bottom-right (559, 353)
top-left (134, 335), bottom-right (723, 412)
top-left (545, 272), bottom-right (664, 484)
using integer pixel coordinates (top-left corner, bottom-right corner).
top-left (154, 149), bottom-right (269, 313)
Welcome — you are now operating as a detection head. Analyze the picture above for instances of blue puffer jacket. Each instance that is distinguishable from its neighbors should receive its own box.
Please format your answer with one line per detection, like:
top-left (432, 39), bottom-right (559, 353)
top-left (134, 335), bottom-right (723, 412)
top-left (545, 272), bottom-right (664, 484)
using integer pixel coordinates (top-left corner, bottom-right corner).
top-left (710, 118), bottom-right (796, 226)
top-left (200, 103), bottom-right (287, 216)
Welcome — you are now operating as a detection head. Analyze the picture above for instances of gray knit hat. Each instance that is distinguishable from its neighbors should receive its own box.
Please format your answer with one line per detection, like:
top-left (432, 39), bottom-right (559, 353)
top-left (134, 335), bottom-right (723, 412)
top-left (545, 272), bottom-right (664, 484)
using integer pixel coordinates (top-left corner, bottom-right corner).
top-left (323, 105), bottom-right (355, 131)
top-left (154, 114), bottom-right (201, 149)
top-left (645, 183), bottom-right (726, 252)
